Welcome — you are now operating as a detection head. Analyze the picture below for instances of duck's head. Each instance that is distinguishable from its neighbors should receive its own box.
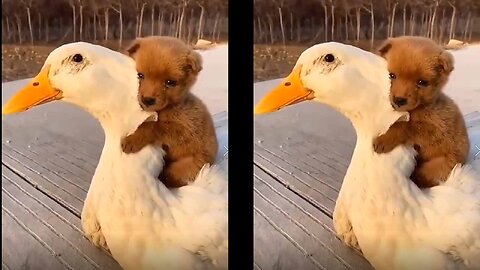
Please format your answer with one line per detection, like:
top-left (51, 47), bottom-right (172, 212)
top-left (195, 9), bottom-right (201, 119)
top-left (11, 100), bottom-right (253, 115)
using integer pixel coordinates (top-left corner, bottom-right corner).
top-left (2, 42), bottom-right (156, 136)
top-left (255, 42), bottom-right (408, 136)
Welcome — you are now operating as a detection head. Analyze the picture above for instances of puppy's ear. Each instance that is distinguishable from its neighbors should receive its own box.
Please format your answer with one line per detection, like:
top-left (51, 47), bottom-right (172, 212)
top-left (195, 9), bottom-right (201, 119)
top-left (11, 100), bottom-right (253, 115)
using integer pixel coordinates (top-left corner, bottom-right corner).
top-left (438, 51), bottom-right (454, 74)
top-left (185, 51), bottom-right (203, 74)
top-left (125, 39), bottom-right (141, 57)
top-left (378, 39), bottom-right (393, 57)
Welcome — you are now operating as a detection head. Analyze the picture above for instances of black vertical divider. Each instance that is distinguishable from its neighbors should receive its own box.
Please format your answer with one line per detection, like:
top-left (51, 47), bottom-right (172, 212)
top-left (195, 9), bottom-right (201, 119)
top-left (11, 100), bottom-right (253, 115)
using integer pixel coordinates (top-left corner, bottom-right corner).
top-left (227, 0), bottom-right (254, 269)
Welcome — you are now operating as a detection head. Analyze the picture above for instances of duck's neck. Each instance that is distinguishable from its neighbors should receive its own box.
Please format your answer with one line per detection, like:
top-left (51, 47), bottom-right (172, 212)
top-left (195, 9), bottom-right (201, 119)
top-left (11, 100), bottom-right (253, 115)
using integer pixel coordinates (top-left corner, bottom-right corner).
top-left (88, 101), bottom-right (156, 140)
top-left (341, 103), bottom-right (416, 186)
top-left (342, 100), bottom-right (407, 139)
top-left (93, 104), bottom-right (162, 176)
top-left (87, 104), bottom-right (175, 219)
top-left (338, 104), bottom-right (427, 216)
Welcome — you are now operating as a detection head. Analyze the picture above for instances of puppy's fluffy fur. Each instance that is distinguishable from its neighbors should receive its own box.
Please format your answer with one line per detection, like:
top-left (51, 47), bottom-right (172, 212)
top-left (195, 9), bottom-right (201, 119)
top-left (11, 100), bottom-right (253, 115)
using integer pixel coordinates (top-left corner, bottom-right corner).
top-left (121, 36), bottom-right (218, 188)
top-left (373, 36), bottom-right (469, 188)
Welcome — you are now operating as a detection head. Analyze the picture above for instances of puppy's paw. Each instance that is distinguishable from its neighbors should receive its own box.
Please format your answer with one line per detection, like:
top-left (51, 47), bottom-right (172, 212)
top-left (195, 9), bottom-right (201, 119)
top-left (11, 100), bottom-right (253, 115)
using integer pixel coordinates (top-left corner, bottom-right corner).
top-left (373, 135), bottom-right (397, 154)
top-left (121, 135), bottom-right (144, 154)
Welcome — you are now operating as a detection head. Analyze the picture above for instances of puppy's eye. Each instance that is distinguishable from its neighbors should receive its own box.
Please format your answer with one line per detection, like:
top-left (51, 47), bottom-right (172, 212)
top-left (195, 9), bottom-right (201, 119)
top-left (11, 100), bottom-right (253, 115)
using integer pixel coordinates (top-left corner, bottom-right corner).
top-left (137, 73), bottom-right (144, 80)
top-left (389, 73), bottom-right (396, 80)
top-left (324, 54), bottom-right (335, 63)
top-left (165, 80), bottom-right (177, 88)
top-left (72, 54), bottom-right (83, 63)
top-left (417, 80), bottom-right (429, 87)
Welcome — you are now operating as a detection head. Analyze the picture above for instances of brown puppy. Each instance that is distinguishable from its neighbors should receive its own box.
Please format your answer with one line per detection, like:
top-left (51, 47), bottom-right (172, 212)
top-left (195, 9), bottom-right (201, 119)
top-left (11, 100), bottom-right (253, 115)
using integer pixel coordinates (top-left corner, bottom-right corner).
top-left (373, 36), bottom-right (469, 188)
top-left (121, 36), bottom-right (218, 188)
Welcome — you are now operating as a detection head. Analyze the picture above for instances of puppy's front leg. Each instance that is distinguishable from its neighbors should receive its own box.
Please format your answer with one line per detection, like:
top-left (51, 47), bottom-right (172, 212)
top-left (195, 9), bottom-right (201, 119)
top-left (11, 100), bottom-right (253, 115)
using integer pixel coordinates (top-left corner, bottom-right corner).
top-left (121, 122), bottom-right (157, 154)
top-left (373, 122), bottom-right (409, 154)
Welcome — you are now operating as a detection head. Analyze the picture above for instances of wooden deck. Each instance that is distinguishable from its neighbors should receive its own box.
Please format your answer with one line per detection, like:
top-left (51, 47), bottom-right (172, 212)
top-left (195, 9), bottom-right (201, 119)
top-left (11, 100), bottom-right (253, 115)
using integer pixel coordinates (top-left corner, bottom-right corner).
top-left (1, 81), bottom-right (228, 270)
top-left (254, 80), bottom-right (373, 270)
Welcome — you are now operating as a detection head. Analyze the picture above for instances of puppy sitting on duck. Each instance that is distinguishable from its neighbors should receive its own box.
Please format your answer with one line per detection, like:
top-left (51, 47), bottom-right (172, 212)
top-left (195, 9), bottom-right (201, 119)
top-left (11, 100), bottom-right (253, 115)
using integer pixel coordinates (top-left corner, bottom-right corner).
top-left (122, 36), bottom-right (218, 188)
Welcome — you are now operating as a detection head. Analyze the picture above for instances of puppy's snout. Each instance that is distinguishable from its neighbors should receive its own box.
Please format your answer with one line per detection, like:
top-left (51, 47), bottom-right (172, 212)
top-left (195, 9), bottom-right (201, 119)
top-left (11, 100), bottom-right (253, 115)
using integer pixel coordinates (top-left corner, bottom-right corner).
top-left (141, 97), bottom-right (156, 106)
top-left (393, 97), bottom-right (408, 107)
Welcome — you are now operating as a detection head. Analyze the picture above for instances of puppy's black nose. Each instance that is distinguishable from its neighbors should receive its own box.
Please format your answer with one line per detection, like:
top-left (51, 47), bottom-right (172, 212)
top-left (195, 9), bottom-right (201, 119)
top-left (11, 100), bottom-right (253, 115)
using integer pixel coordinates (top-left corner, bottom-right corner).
top-left (141, 97), bottom-right (156, 106)
top-left (393, 97), bottom-right (407, 106)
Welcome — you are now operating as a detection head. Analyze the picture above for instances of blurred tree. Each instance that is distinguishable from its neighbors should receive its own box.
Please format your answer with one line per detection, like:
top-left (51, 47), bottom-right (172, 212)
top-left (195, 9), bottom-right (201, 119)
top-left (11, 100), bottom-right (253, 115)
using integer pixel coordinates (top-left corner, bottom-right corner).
top-left (2, 0), bottom-right (228, 46)
top-left (252, 0), bottom-right (479, 47)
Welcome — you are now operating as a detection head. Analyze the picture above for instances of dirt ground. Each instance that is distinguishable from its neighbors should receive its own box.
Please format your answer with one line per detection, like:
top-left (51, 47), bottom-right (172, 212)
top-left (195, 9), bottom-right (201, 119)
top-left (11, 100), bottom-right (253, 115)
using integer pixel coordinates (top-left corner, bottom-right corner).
top-left (254, 44), bottom-right (308, 82)
top-left (2, 45), bottom-right (53, 82)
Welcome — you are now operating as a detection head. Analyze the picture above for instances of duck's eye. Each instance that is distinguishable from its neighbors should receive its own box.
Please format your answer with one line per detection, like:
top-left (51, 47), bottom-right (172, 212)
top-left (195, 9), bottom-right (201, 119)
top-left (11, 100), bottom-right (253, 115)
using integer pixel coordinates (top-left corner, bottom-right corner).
top-left (324, 54), bottom-right (335, 63)
top-left (417, 80), bottom-right (429, 87)
top-left (72, 54), bottom-right (83, 63)
top-left (389, 73), bottom-right (396, 80)
top-left (165, 80), bottom-right (177, 88)
top-left (137, 73), bottom-right (144, 80)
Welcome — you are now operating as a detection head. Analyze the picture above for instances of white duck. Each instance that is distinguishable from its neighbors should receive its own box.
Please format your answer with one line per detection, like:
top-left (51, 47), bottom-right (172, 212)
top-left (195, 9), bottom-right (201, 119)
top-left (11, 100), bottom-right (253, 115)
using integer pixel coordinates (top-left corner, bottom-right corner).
top-left (255, 42), bottom-right (480, 270)
top-left (2, 42), bottom-right (228, 270)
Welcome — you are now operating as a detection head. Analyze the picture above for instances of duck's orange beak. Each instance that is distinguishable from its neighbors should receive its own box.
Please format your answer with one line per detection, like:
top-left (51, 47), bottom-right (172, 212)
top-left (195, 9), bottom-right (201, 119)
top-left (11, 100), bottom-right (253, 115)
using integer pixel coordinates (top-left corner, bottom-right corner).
top-left (254, 65), bottom-right (314, 115)
top-left (2, 65), bottom-right (63, 115)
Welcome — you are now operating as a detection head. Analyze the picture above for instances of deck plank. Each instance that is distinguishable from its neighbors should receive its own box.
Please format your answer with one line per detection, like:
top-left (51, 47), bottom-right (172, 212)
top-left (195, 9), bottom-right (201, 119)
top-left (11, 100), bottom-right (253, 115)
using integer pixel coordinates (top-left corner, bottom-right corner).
top-left (2, 165), bottom-right (118, 266)
top-left (254, 206), bottom-right (319, 270)
top-left (465, 111), bottom-right (480, 149)
top-left (254, 145), bottom-right (336, 216)
top-left (3, 123), bottom-right (100, 172)
top-left (2, 208), bottom-right (69, 270)
top-left (253, 166), bottom-right (372, 270)
top-left (2, 152), bottom-right (85, 216)
top-left (2, 165), bottom-right (120, 270)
